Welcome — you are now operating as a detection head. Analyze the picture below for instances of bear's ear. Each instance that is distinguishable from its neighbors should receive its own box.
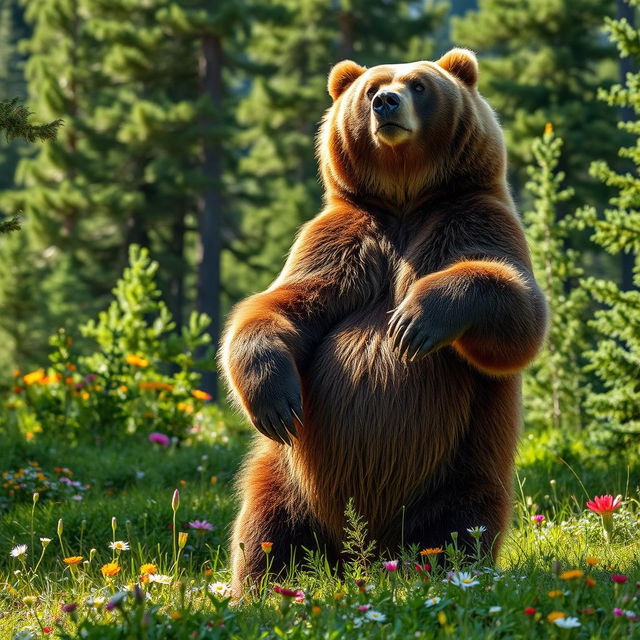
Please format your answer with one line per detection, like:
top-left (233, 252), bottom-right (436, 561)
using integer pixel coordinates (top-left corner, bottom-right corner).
top-left (436, 48), bottom-right (478, 87)
top-left (328, 60), bottom-right (366, 101)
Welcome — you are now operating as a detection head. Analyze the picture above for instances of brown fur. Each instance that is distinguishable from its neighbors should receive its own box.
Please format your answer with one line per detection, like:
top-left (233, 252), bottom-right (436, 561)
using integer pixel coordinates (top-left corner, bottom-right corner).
top-left (221, 49), bottom-right (547, 597)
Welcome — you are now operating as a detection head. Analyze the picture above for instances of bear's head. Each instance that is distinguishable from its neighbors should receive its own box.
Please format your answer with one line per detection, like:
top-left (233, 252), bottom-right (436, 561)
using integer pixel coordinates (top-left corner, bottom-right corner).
top-left (319, 49), bottom-right (506, 206)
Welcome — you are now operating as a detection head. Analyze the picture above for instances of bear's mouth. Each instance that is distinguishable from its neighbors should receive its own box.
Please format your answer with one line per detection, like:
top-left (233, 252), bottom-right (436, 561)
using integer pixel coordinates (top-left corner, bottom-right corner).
top-left (377, 122), bottom-right (411, 133)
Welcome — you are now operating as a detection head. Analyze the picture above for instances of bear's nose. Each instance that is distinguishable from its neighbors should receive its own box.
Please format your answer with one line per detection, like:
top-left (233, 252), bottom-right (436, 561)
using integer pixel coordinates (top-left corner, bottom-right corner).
top-left (372, 91), bottom-right (400, 115)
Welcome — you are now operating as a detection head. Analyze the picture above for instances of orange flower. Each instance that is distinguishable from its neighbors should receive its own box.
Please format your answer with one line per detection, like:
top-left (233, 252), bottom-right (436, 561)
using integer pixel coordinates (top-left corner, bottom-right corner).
top-left (586, 557), bottom-right (598, 566)
top-left (585, 577), bottom-right (596, 588)
top-left (547, 611), bottom-right (565, 622)
top-left (64, 556), bottom-right (83, 565)
top-left (139, 381), bottom-right (173, 391)
top-left (261, 542), bottom-right (273, 553)
top-left (23, 369), bottom-right (46, 386)
top-left (101, 562), bottom-right (120, 577)
top-left (125, 354), bottom-right (149, 368)
top-left (192, 389), bottom-right (212, 401)
top-left (419, 547), bottom-right (443, 556)
top-left (41, 373), bottom-right (62, 385)
top-left (560, 569), bottom-right (584, 581)
top-left (547, 590), bottom-right (563, 598)
top-left (177, 402), bottom-right (194, 414)
top-left (66, 363), bottom-right (77, 371)
top-left (139, 563), bottom-right (157, 575)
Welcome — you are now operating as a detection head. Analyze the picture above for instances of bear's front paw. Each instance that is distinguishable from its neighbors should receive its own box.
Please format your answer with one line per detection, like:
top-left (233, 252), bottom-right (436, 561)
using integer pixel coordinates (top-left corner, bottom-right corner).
top-left (387, 297), bottom-right (469, 361)
top-left (240, 351), bottom-right (303, 446)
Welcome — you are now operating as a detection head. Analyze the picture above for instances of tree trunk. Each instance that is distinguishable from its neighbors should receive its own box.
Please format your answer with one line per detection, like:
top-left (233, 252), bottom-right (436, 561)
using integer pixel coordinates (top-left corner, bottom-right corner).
top-left (618, 0), bottom-right (636, 290)
top-left (197, 33), bottom-right (223, 399)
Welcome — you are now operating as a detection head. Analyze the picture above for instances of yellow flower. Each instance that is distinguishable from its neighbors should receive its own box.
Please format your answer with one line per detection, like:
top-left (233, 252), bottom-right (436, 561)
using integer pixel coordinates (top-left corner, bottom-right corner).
top-left (125, 354), bottom-right (149, 368)
top-left (177, 402), bottom-right (193, 414)
top-left (23, 369), bottom-right (46, 385)
top-left (544, 122), bottom-right (554, 136)
top-left (178, 532), bottom-right (188, 549)
top-left (81, 391), bottom-right (90, 400)
top-left (586, 557), bottom-right (598, 566)
top-left (64, 556), bottom-right (83, 565)
top-left (420, 547), bottom-right (444, 556)
top-left (547, 590), bottom-right (563, 598)
top-left (169, 611), bottom-right (182, 620)
top-left (547, 611), bottom-right (565, 622)
top-left (101, 562), bottom-right (120, 577)
top-left (333, 591), bottom-right (345, 600)
top-left (191, 389), bottom-right (212, 401)
top-left (560, 569), bottom-right (584, 581)
top-left (22, 595), bottom-right (37, 607)
top-left (261, 542), bottom-right (273, 553)
top-left (119, 385), bottom-right (128, 393)
top-left (140, 563), bottom-right (157, 575)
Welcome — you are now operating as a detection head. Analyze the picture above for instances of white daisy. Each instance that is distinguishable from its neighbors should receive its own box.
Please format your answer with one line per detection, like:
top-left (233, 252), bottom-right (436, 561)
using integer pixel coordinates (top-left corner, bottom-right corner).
top-left (554, 616), bottom-right (581, 629)
top-left (425, 596), bottom-right (441, 607)
top-left (109, 540), bottom-right (130, 551)
top-left (148, 573), bottom-right (172, 585)
top-left (10, 544), bottom-right (27, 558)
top-left (208, 582), bottom-right (230, 597)
top-left (352, 617), bottom-right (363, 629)
top-left (449, 571), bottom-right (480, 589)
top-left (365, 610), bottom-right (386, 622)
top-left (467, 525), bottom-right (487, 539)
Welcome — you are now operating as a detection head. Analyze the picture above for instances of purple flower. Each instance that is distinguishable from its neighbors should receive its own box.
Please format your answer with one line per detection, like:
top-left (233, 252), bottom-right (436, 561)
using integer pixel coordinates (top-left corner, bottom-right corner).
top-left (532, 514), bottom-right (546, 524)
top-left (148, 432), bottom-right (170, 447)
top-left (188, 520), bottom-right (214, 533)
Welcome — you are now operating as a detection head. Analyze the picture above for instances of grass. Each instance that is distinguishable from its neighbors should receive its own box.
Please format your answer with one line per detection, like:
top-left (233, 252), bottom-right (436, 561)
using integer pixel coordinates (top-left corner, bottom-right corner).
top-left (1, 408), bottom-right (639, 639)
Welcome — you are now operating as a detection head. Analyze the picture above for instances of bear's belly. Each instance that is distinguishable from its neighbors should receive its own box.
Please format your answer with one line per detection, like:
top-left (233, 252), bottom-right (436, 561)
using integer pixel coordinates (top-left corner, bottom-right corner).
top-left (288, 307), bottom-right (475, 542)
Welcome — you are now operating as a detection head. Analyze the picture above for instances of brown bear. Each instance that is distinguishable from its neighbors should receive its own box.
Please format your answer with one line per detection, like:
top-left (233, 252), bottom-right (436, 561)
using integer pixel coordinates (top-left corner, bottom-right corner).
top-left (221, 48), bottom-right (547, 596)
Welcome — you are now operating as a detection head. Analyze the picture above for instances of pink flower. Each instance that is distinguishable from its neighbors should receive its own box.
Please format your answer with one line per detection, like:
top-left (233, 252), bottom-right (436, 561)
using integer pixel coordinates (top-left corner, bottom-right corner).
top-left (383, 560), bottom-right (399, 572)
top-left (611, 574), bottom-right (628, 584)
top-left (586, 495), bottom-right (622, 515)
top-left (188, 520), bottom-right (214, 532)
top-left (274, 585), bottom-right (301, 599)
top-left (415, 563), bottom-right (431, 573)
top-left (613, 608), bottom-right (624, 617)
top-left (532, 514), bottom-right (545, 524)
top-left (358, 604), bottom-right (371, 612)
top-left (148, 432), bottom-right (170, 446)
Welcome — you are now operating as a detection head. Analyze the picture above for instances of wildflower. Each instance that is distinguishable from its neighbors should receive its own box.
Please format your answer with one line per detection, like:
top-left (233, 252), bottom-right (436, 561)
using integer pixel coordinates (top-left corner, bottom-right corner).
top-left (261, 541), bottom-right (273, 553)
top-left (560, 569), bottom-right (584, 581)
top-left (532, 514), bottom-right (545, 524)
top-left (611, 573), bottom-right (628, 584)
top-left (311, 605), bottom-right (321, 615)
top-left (139, 381), bottom-right (173, 391)
top-left (63, 556), bottom-right (83, 565)
top-left (125, 354), bottom-right (149, 368)
top-left (61, 603), bottom-right (78, 614)
top-left (586, 557), bottom-right (598, 566)
top-left (101, 562), bottom-right (120, 577)
top-left (149, 574), bottom-right (172, 585)
top-left (585, 577), bottom-right (596, 588)
top-left (524, 607), bottom-right (537, 616)
top-left (171, 489), bottom-right (180, 511)
top-left (192, 389), bottom-right (212, 401)
top-left (274, 585), bottom-right (302, 598)
top-left (467, 525), bottom-right (487, 538)
top-left (23, 369), bottom-right (46, 385)
top-left (425, 596), bottom-right (441, 607)
top-left (449, 571), bottom-right (480, 589)
top-left (105, 592), bottom-right (127, 611)
top-left (357, 604), bottom-right (371, 612)
top-left (22, 596), bottom-right (37, 607)
top-left (189, 520), bottom-right (214, 533)
top-left (613, 608), bottom-right (624, 617)
top-left (420, 547), bottom-right (443, 557)
top-left (353, 617), bottom-right (363, 629)
top-left (489, 606), bottom-right (502, 614)
top-left (42, 628), bottom-right (52, 634)
top-left (547, 590), bottom-right (564, 598)
top-left (148, 432), bottom-right (170, 447)
top-left (10, 545), bottom-right (27, 558)
top-left (208, 582), bottom-right (230, 597)
top-left (109, 541), bottom-right (130, 552)
top-left (415, 563), bottom-right (431, 572)
top-left (547, 611), bottom-right (565, 622)
top-left (365, 610), bottom-right (386, 622)
top-left (586, 494), bottom-right (622, 515)
top-left (383, 560), bottom-right (399, 571)
top-left (178, 532), bottom-right (188, 548)
top-left (169, 611), bottom-right (182, 620)
top-left (554, 617), bottom-right (581, 629)
top-left (140, 563), bottom-right (157, 575)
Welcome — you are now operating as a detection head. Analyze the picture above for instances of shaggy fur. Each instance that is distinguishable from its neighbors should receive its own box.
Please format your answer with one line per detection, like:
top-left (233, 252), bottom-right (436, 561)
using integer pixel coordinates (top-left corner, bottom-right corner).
top-left (221, 48), bottom-right (547, 597)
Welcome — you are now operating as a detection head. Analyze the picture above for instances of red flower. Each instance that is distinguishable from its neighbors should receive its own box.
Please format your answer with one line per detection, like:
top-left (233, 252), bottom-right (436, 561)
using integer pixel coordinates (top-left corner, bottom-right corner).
top-left (273, 585), bottom-right (299, 598)
top-left (415, 563), bottom-right (432, 573)
top-left (611, 573), bottom-right (628, 584)
top-left (586, 494), bottom-right (622, 515)
top-left (43, 628), bottom-right (53, 634)
top-left (524, 607), bottom-right (537, 616)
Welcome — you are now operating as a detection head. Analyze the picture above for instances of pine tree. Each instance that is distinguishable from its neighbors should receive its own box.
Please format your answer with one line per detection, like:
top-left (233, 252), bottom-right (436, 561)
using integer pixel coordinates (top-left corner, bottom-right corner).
top-left (453, 0), bottom-right (620, 207)
top-left (577, 0), bottom-right (640, 446)
top-left (523, 124), bottom-right (589, 432)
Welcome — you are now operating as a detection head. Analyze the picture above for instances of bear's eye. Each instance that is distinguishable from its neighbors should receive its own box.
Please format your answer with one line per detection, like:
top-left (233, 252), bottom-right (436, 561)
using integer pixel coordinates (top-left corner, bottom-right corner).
top-left (412, 82), bottom-right (425, 93)
top-left (366, 87), bottom-right (377, 100)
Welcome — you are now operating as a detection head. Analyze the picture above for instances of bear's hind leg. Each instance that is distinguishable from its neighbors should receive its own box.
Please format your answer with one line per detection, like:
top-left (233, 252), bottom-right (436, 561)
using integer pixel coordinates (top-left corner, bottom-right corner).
top-left (230, 446), bottom-right (334, 598)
